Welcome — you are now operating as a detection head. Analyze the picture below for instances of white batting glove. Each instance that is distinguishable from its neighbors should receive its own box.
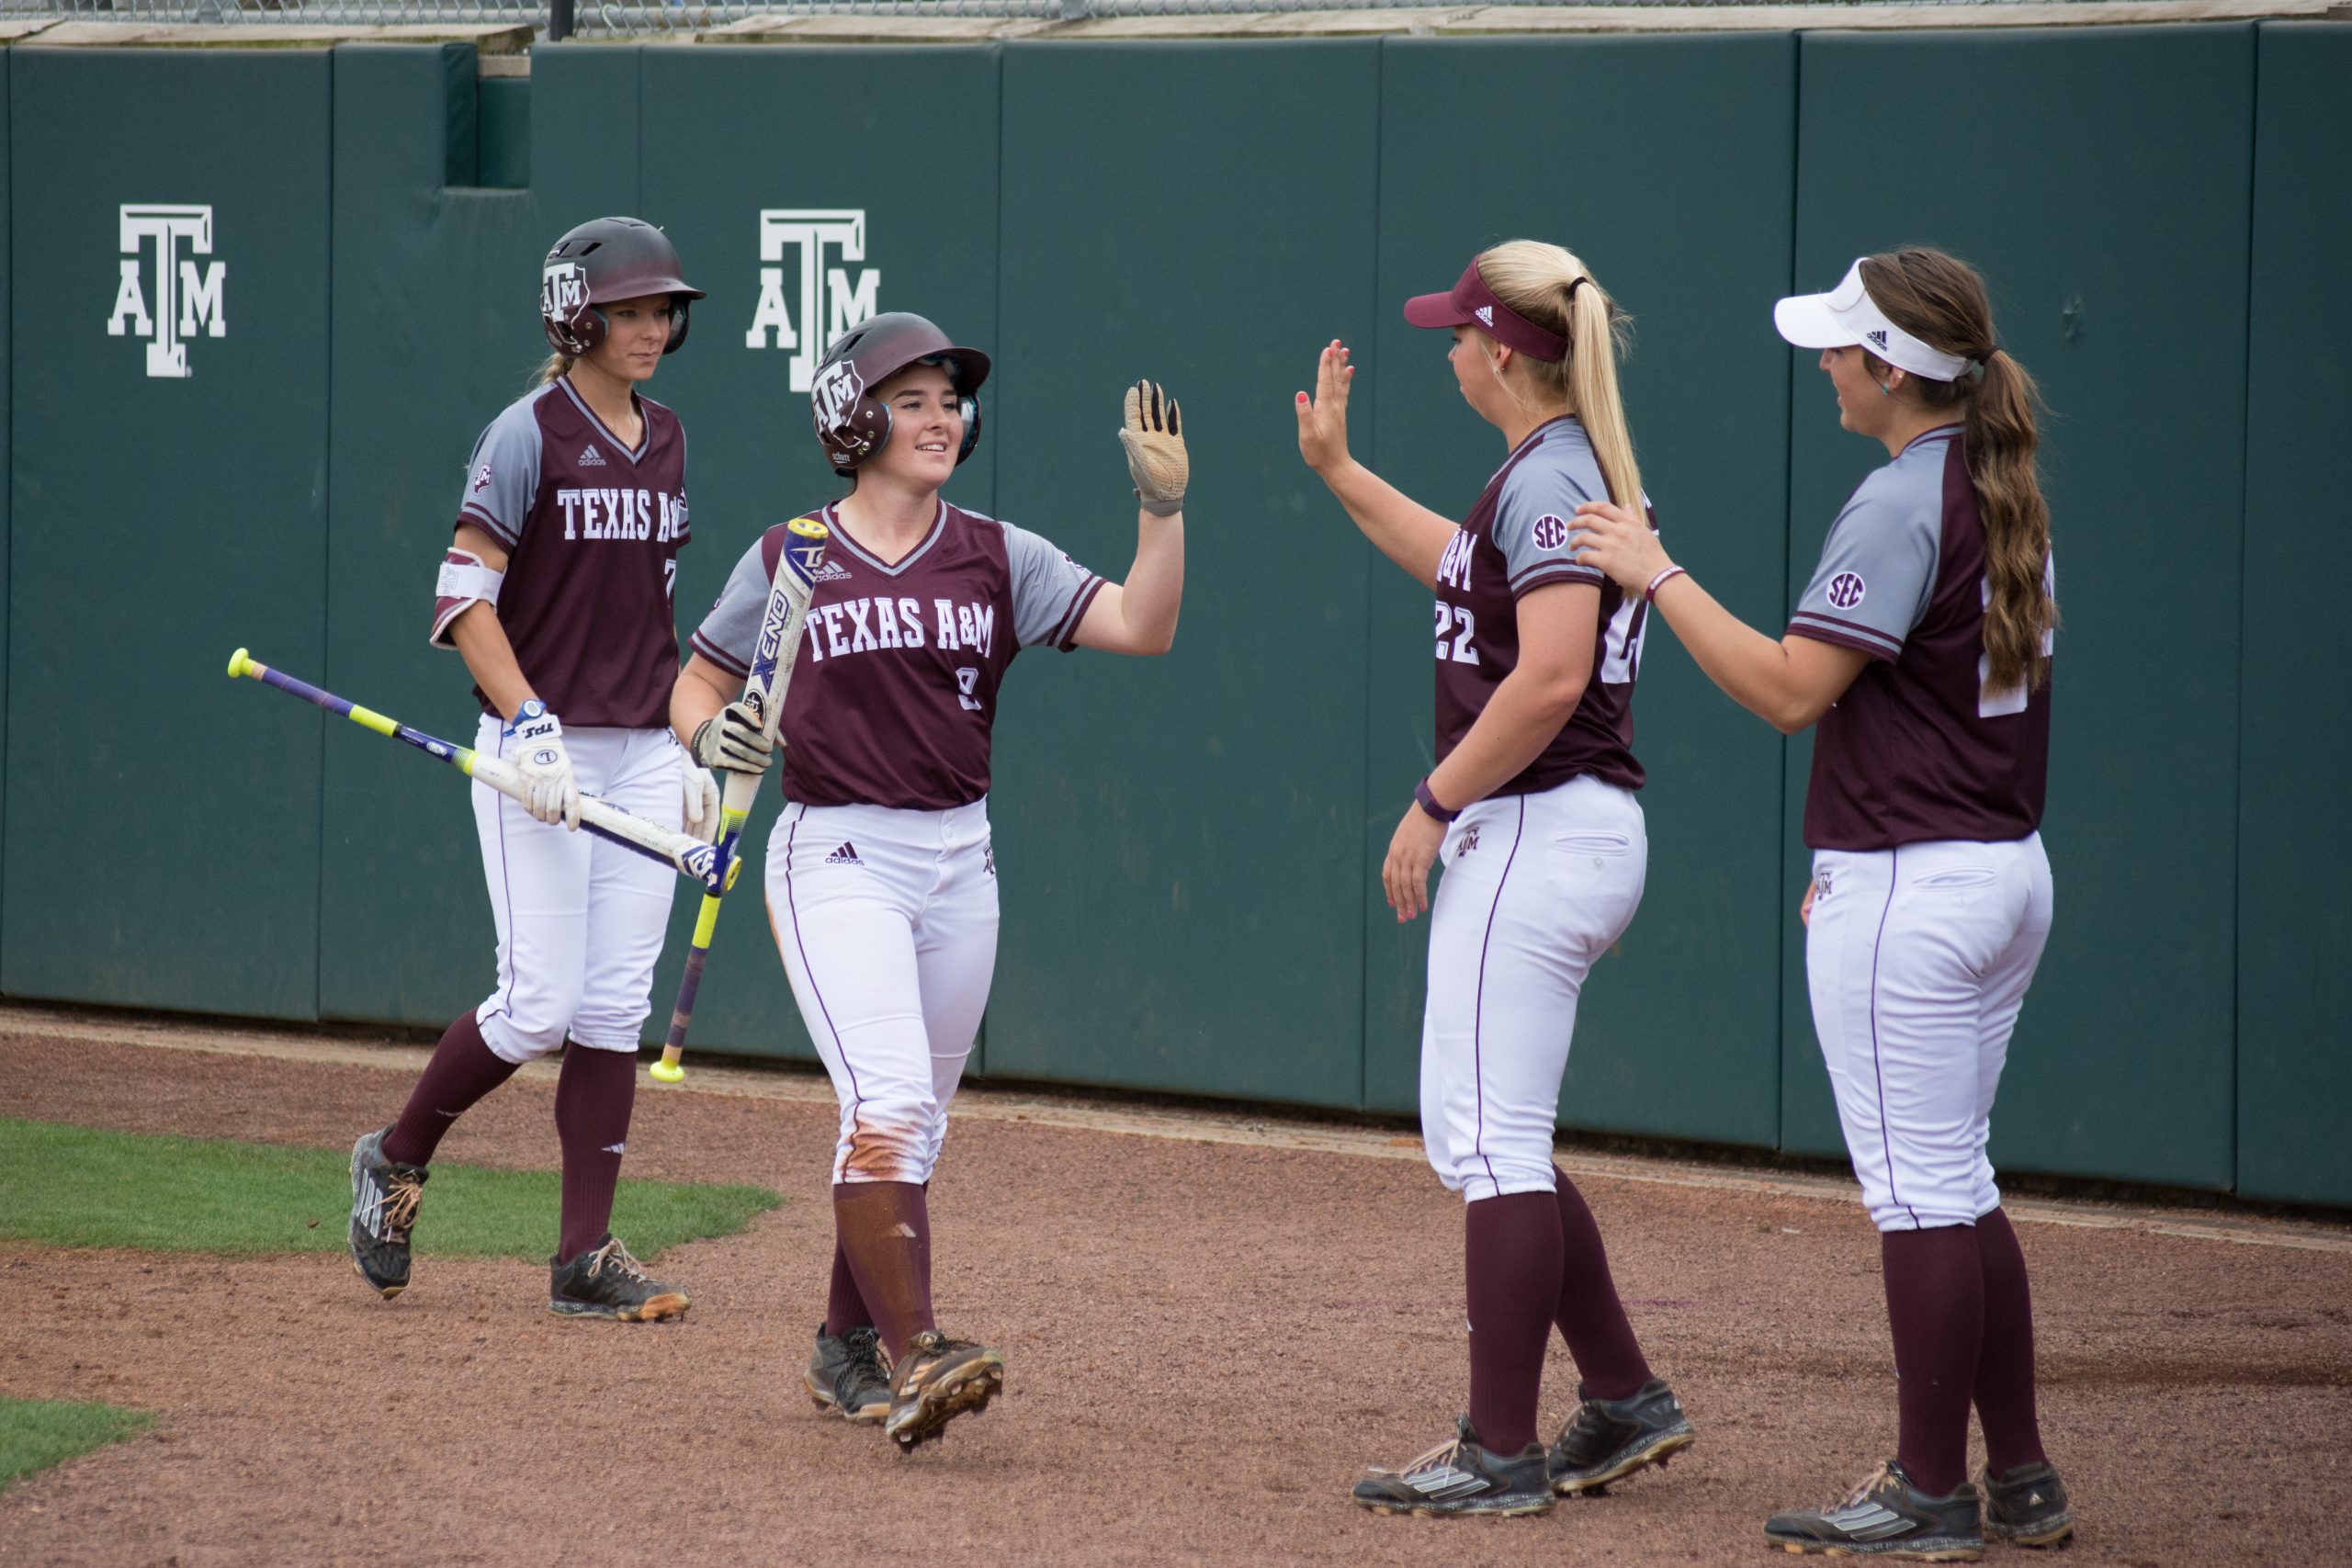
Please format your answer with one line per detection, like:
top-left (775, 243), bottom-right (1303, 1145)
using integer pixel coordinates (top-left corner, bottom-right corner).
top-left (505, 701), bottom-right (580, 830)
top-left (1118, 379), bottom-right (1187, 516)
top-left (691, 699), bottom-right (775, 777)
top-left (680, 756), bottom-right (721, 845)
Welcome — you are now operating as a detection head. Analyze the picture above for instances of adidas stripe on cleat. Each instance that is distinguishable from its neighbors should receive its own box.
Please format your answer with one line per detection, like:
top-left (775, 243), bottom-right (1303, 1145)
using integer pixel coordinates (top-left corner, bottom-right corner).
top-left (1764, 1461), bottom-right (1984, 1561)
top-left (1351, 1417), bottom-right (1555, 1518)
top-left (348, 1125), bottom-right (427, 1299)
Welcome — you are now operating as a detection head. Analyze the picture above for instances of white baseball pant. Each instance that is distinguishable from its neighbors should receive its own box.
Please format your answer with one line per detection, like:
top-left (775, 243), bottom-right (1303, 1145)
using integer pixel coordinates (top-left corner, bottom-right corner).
top-left (1420, 775), bottom-right (1649, 1202)
top-left (1806, 833), bottom-right (2054, 1232)
top-left (764, 798), bottom-right (998, 1187)
top-left (469, 717), bottom-right (685, 1063)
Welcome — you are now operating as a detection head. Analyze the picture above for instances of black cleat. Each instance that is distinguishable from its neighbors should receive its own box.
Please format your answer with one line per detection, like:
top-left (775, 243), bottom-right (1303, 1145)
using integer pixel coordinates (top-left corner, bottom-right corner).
top-left (348, 1126), bottom-right (427, 1299)
top-left (1547, 1378), bottom-right (1696, 1495)
top-left (1351, 1416), bottom-right (1555, 1517)
top-left (1981, 1461), bottom-right (2074, 1548)
top-left (883, 1330), bottom-right (1003, 1451)
top-left (1764, 1461), bottom-right (1984, 1560)
top-left (548, 1233), bottom-right (689, 1322)
top-left (806, 1324), bottom-right (892, 1423)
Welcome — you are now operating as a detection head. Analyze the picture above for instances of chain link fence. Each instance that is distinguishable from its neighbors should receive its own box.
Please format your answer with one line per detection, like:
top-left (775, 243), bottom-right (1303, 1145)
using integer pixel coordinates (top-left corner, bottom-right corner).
top-left (0, 0), bottom-right (2124, 38)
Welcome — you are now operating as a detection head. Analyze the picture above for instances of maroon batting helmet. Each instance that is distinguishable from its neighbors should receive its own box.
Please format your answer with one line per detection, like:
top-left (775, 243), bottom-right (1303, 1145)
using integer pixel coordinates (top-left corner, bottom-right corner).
top-left (810, 312), bottom-right (990, 478)
top-left (540, 217), bottom-right (706, 358)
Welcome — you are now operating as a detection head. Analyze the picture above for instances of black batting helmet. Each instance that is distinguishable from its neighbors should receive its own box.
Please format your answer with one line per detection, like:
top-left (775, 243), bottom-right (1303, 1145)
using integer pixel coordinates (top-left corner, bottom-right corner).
top-left (810, 312), bottom-right (991, 478)
top-left (540, 217), bottom-right (706, 358)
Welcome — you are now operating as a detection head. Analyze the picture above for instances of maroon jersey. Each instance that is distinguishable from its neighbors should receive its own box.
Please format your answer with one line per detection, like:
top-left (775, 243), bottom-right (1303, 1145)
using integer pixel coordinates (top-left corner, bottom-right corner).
top-left (1792, 426), bottom-right (2053, 850)
top-left (1434, 416), bottom-right (1648, 795)
top-left (433, 378), bottom-right (690, 728)
top-left (691, 500), bottom-right (1102, 810)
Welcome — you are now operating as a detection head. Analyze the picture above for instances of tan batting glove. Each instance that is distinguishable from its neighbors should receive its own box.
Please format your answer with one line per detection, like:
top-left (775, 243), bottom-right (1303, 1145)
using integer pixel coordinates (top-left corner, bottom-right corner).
top-left (1117, 380), bottom-right (1187, 517)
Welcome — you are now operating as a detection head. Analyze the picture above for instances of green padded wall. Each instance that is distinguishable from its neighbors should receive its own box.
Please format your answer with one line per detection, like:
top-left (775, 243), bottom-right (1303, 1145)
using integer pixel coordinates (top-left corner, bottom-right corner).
top-left (6, 48), bottom-right (331, 1019)
top-left (634, 43), bottom-right (1004, 1066)
top-left (1366, 34), bottom-right (1797, 1145)
top-left (319, 44), bottom-right (539, 1027)
top-left (1783, 25), bottom-right (2256, 1184)
top-left (2235, 22), bottom-right (2352, 1207)
top-left (987, 41), bottom-right (1383, 1107)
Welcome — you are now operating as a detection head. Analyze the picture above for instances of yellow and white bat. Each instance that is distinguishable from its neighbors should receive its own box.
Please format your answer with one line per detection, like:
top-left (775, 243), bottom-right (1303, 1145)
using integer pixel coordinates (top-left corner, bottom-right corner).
top-left (650, 514), bottom-right (831, 1083)
top-left (227, 648), bottom-right (731, 893)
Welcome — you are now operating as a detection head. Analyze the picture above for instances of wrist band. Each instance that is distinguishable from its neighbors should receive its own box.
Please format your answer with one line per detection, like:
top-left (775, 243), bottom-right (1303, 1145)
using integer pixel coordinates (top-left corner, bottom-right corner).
top-left (1645, 565), bottom-right (1688, 603)
top-left (1414, 777), bottom-right (1460, 824)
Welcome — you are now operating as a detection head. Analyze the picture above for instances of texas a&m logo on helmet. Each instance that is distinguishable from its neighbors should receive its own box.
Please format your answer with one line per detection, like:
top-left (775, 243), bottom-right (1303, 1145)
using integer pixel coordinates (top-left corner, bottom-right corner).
top-left (541, 262), bottom-right (589, 329)
top-left (811, 359), bottom-right (873, 457)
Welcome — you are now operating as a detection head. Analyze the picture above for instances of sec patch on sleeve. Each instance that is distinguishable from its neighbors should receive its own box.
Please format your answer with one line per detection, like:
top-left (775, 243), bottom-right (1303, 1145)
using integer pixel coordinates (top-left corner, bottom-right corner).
top-left (1532, 514), bottom-right (1568, 550)
top-left (1826, 571), bottom-right (1867, 609)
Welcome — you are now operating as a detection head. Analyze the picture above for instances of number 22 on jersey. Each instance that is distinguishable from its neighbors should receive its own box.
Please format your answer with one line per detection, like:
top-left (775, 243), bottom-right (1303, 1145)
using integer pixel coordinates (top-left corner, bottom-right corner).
top-left (1431, 592), bottom-right (1651, 682)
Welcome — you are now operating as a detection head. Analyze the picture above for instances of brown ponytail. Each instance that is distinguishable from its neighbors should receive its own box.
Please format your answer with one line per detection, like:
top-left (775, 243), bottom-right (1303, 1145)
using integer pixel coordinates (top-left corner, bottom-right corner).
top-left (1859, 249), bottom-right (2056, 694)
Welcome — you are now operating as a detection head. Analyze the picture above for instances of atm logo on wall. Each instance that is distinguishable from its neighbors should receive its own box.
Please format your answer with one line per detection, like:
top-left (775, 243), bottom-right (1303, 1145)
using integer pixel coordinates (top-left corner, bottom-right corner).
top-left (105, 204), bottom-right (227, 379)
top-left (743, 209), bottom-right (880, 394)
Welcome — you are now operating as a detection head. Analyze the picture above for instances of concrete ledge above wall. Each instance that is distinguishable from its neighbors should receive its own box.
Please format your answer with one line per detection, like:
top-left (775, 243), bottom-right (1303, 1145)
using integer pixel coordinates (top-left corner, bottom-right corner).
top-left (16, 20), bottom-right (532, 51)
top-left (699, 0), bottom-right (2346, 41)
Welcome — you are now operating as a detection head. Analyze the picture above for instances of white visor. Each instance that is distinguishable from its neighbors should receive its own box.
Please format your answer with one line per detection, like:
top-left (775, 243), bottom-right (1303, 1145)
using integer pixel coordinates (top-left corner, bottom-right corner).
top-left (1774, 259), bottom-right (1972, 382)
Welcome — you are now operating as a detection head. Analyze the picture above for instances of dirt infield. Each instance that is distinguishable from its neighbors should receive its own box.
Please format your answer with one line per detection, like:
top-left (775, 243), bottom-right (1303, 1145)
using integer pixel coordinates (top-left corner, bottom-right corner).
top-left (3, 1024), bottom-right (2348, 1566)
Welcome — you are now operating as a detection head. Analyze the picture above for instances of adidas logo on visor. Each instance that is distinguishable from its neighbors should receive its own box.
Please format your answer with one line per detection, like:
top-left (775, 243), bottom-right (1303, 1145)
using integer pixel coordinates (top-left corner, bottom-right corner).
top-left (1865, 329), bottom-right (1889, 351)
top-left (1474, 305), bottom-right (1494, 327)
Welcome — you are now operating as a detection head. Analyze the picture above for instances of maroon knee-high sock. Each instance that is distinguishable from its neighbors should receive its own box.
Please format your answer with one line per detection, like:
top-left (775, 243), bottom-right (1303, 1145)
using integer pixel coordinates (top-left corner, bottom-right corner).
top-left (1972, 1208), bottom-right (2049, 1474)
top-left (1882, 1225), bottom-right (1984, 1497)
top-left (554, 1044), bottom-right (637, 1264)
top-left (824, 1240), bottom-right (873, 1337)
top-left (832, 1181), bottom-right (935, 1361)
top-left (1464, 1191), bottom-right (1562, 1455)
top-left (381, 1013), bottom-right (516, 1167)
top-left (1551, 1168), bottom-right (1653, 1401)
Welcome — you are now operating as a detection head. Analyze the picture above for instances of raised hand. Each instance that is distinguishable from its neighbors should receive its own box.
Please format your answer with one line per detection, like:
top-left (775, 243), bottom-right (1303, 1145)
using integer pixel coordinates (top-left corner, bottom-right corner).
top-left (1295, 340), bottom-right (1356, 476)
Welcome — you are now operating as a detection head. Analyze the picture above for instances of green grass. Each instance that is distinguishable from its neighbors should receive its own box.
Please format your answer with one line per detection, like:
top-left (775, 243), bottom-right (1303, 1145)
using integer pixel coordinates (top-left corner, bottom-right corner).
top-left (0, 1118), bottom-right (780, 1260)
top-left (0, 1397), bottom-right (153, 1493)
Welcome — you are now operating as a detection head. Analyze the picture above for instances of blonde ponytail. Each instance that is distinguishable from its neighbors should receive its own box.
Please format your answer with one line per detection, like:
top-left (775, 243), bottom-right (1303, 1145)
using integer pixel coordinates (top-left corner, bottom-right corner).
top-left (532, 351), bottom-right (575, 390)
top-left (1475, 240), bottom-right (1644, 511)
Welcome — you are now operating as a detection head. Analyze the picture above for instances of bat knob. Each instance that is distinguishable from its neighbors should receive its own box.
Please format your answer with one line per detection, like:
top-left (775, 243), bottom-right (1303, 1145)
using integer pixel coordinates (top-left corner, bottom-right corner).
top-left (227, 648), bottom-right (251, 679)
top-left (649, 1058), bottom-right (684, 1085)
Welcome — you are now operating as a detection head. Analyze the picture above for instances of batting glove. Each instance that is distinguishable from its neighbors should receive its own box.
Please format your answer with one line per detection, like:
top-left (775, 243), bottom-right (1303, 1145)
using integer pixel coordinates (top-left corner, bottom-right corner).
top-left (680, 755), bottom-right (722, 845)
top-left (692, 698), bottom-right (775, 777)
top-left (1118, 380), bottom-right (1187, 516)
top-left (505, 701), bottom-right (580, 830)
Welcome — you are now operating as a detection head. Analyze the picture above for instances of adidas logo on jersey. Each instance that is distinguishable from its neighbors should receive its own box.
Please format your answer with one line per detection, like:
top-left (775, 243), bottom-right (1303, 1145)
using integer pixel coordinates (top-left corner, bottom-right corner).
top-left (811, 558), bottom-right (853, 582)
top-left (825, 842), bottom-right (864, 866)
top-left (578, 446), bottom-right (607, 467)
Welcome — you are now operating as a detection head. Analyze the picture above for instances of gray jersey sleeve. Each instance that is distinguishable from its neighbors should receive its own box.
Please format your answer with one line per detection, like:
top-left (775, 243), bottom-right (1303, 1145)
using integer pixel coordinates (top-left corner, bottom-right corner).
top-left (456, 395), bottom-right (543, 548)
top-left (1496, 449), bottom-right (1605, 597)
top-left (687, 536), bottom-right (773, 678)
top-left (1003, 522), bottom-right (1106, 652)
top-left (1788, 462), bottom-right (1941, 661)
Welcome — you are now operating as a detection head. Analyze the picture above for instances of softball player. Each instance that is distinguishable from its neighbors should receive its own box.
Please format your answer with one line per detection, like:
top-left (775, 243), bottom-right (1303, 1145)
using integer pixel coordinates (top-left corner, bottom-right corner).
top-left (1298, 242), bottom-right (1693, 1518)
top-left (346, 218), bottom-right (720, 1323)
top-left (1569, 247), bottom-right (2067, 1558)
top-left (673, 312), bottom-right (1187, 1451)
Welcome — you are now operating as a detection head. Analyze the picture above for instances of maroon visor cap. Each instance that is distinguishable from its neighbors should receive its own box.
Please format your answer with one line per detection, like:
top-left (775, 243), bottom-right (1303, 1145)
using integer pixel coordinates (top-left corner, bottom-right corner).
top-left (1402, 260), bottom-right (1566, 363)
